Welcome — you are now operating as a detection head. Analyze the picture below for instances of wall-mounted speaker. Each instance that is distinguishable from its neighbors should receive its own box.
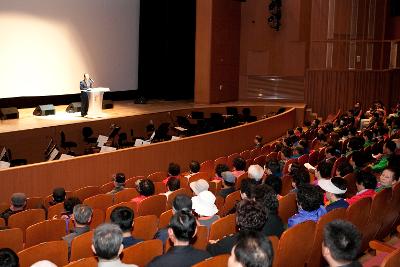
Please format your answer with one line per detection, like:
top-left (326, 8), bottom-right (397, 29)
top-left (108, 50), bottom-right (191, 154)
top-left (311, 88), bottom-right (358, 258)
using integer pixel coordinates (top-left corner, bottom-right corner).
top-left (0, 107), bottom-right (19, 120)
top-left (33, 104), bottom-right (56, 116)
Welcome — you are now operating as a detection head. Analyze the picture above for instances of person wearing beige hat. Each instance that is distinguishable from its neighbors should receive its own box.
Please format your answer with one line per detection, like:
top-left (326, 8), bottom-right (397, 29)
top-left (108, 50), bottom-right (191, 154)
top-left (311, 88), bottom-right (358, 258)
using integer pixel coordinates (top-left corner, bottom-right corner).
top-left (189, 179), bottom-right (209, 195)
top-left (192, 191), bottom-right (219, 231)
top-left (0, 192), bottom-right (26, 225)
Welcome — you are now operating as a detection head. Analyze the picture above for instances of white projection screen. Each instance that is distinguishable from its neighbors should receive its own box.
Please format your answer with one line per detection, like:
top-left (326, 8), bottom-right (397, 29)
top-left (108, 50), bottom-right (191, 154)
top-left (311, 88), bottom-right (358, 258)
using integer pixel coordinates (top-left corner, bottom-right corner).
top-left (0, 0), bottom-right (140, 98)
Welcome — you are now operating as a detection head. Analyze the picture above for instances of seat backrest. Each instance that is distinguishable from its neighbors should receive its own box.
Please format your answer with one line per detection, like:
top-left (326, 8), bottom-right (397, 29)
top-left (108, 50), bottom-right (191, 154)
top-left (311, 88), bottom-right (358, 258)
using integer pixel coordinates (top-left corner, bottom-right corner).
top-left (250, 147), bottom-right (261, 158)
top-left (138, 195), bottom-right (167, 217)
top-left (70, 231), bottom-right (94, 262)
top-left (269, 235), bottom-right (279, 256)
top-left (307, 208), bottom-right (346, 267)
top-left (280, 175), bottom-right (293, 196)
top-left (73, 186), bottom-right (100, 201)
top-left (235, 172), bottom-right (248, 190)
top-left (105, 202), bottom-right (137, 222)
top-left (83, 194), bottom-right (114, 211)
top-left (265, 152), bottom-right (278, 162)
top-left (210, 180), bottom-right (222, 196)
top-left (90, 209), bottom-right (105, 230)
top-left (192, 254), bottom-right (230, 267)
top-left (64, 257), bottom-right (98, 267)
top-left (25, 219), bottom-right (66, 248)
top-left (132, 215), bottom-right (159, 240)
top-left (121, 239), bottom-right (163, 267)
top-left (273, 221), bottom-right (316, 267)
top-left (114, 188), bottom-right (139, 204)
top-left (154, 182), bottom-right (167, 194)
top-left (147, 171), bottom-right (168, 183)
top-left (308, 150), bottom-right (319, 166)
top-left (278, 193), bottom-right (297, 224)
top-left (377, 183), bottom-right (400, 240)
top-left (26, 197), bottom-right (44, 209)
top-left (253, 155), bottom-right (267, 167)
top-left (381, 248), bottom-right (400, 267)
top-left (47, 202), bottom-right (65, 219)
top-left (8, 209), bottom-right (46, 242)
top-left (189, 172), bottom-right (212, 183)
top-left (209, 214), bottom-right (237, 241)
top-left (99, 182), bottom-right (114, 194)
top-left (192, 225), bottom-right (209, 250)
top-left (0, 228), bottom-right (23, 252)
top-left (125, 176), bottom-right (143, 188)
top-left (318, 147), bottom-right (326, 162)
top-left (283, 158), bottom-right (297, 175)
top-left (261, 144), bottom-right (272, 155)
top-left (331, 157), bottom-right (347, 177)
top-left (343, 173), bottom-right (357, 198)
top-left (297, 154), bottom-right (309, 165)
top-left (227, 153), bottom-right (240, 169)
top-left (200, 160), bottom-right (215, 177)
top-left (0, 217), bottom-right (5, 227)
top-left (240, 149), bottom-right (251, 160)
top-left (158, 209), bottom-right (173, 229)
top-left (220, 190), bottom-right (241, 217)
top-left (214, 156), bottom-right (228, 168)
top-left (166, 188), bottom-right (192, 210)
top-left (346, 197), bottom-right (372, 233)
top-left (0, 202), bottom-right (9, 214)
top-left (18, 240), bottom-right (68, 267)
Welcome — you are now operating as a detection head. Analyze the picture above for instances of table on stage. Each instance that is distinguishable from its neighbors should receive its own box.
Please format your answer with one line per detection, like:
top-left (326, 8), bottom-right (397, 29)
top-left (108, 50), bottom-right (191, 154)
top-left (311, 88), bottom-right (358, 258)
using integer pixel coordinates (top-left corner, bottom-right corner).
top-left (83, 87), bottom-right (110, 118)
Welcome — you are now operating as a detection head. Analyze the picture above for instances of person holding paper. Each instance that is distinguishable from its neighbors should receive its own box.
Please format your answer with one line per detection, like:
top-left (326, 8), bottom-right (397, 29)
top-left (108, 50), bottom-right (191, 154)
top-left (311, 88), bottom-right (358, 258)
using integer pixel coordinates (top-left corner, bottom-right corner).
top-left (80, 73), bottom-right (94, 117)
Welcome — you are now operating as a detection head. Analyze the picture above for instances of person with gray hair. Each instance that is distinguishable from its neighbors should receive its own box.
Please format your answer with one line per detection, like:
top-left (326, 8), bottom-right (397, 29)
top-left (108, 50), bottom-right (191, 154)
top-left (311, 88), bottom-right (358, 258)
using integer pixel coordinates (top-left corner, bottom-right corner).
top-left (92, 224), bottom-right (138, 267)
top-left (62, 204), bottom-right (93, 256)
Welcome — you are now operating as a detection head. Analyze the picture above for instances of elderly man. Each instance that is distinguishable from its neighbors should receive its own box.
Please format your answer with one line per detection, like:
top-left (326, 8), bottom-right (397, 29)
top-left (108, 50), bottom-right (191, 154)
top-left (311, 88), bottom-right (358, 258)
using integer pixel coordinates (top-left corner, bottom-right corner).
top-left (0, 193), bottom-right (27, 225)
top-left (92, 223), bottom-right (138, 267)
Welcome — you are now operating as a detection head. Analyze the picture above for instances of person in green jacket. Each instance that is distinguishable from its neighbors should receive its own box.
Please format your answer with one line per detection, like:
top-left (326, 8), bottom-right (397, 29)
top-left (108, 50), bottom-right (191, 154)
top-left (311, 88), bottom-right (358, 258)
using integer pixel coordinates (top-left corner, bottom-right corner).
top-left (375, 167), bottom-right (399, 193)
top-left (371, 140), bottom-right (396, 172)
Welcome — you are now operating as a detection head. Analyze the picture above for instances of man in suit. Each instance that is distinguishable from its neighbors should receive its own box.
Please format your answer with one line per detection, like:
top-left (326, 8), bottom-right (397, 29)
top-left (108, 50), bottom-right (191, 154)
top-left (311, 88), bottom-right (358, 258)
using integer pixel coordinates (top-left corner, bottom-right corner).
top-left (80, 73), bottom-right (93, 117)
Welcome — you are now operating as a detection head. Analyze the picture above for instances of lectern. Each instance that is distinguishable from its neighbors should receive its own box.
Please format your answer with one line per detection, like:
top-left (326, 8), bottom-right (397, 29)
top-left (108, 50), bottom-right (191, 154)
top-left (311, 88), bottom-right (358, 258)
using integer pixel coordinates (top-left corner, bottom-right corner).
top-left (84, 87), bottom-right (110, 118)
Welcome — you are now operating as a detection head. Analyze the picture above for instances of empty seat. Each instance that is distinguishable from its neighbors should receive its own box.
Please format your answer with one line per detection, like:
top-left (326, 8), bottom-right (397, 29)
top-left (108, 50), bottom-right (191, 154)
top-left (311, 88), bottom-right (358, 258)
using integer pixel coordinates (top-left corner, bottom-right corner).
top-left (200, 160), bottom-right (215, 178)
top-left (89, 209), bottom-right (105, 230)
top-left (192, 254), bottom-right (229, 267)
top-left (8, 209), bottom-right (46, 242)
top-left (261, 144), bottom-right (272, 155)
top-left (253, 155), bottom-right (267, 167)
top-left (83, 194), bottom-right (114, 211)
top-left (114, 188), bottom-right (139, 204)
top-left (70, 231), bottom-right (94, 262)
top-left (125, 176), bottom-right (144, 188)
top-left (297, 154), bottom-right (309, 165)
top-left (25, 197), bottom-right (44, 209)
top-left (0, 228), bottom-right (23, 252)
top-left (18, 240), bottom-right (68, 267)
top-left (192, 225), bottom-right (209, 251)
top-left (214, 156), bottom-right (228, 168)
top-left (249, 147), bottom-right (261, 158)
top-left (227, 153), bottom-right (240, 169)
top-left (47, 202), bottom-right (65, 219)
top-left (132, 215), bottom-right (159, 240)
top-left (25, 219), bottom-right (66, 248)
top-left (209, 214), bottom-right (236, 241)
top-left (73, 186), bottom-right (100, 201)
top-left (158, 209), bottom-right (173, 229)
top-left (346, 197), bottom-right (372, 241)
top-left (280, 175), bottom-right (293, 196)
top-left (121, 239), bottom-right (163, 266)
top-left (147, 172), bottom-right (168, 183)
top-left (265, 152), bottom-right (278, 162)
top-left (240, 150), bottom-right (251, 160)
top-left (137, 195), bottom-right (166, 217)
top-left (154, 182), bottom-right (167, 194)
top-left (220, 190), bottom-right (241, 217)
top-left (99, 182), bottom-right (115, 194)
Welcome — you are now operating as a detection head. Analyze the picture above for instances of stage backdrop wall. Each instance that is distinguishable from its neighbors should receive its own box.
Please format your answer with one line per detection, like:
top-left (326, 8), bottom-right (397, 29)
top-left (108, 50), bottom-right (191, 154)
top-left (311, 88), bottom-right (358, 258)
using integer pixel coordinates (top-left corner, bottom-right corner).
top-left (0, 0), bottom-right (140, 98)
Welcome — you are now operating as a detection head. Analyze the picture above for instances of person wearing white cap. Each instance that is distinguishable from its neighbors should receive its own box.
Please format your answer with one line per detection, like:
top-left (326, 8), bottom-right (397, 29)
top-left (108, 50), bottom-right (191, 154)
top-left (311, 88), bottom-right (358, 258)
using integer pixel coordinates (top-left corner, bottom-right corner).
top-left (318, 177), bottom-right (349, 212)
top-left (192, 191), bottom-right (219, 231)
top-left (190, 179), bottom-right (209, 196)
top-left (248, 165), bottom-right (264, 184)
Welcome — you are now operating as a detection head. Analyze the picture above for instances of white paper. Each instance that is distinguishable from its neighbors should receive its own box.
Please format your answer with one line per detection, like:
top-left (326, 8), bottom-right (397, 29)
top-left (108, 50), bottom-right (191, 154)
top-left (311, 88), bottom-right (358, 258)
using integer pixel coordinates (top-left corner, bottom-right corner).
top-left (59, 154), bottom-right (75, 160)
top-left (0, 161), bottom-right (10, 169)
top-left (0, 147), bottom-right (6, 159)
top-left (171, 136), bottom-right (181, 141)
top-left (149, 131), bottom-right (155, 141)
top-left (134, 139), bottom-right (144, 147)
top-left (48, 148), bottom-right (59, 161)
top-left (304, 163), bottom-right (316, 171)
top-left (97, 135), bottom-right (109, 147)
top-left (142, 141), bottom-right (151, 145)
top-left (100, 146), bottom-right (117, 153)
top-left (174, 126), bottom-right (187, 131)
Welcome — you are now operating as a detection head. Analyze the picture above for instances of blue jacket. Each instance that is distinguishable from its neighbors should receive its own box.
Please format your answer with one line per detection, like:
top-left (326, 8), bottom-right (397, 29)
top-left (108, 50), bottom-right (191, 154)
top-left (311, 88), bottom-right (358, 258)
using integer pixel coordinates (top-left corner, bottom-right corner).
top-left (288, 205), bottom-right (327, 228)
top-left (326, 199), bottom-right (349, 212)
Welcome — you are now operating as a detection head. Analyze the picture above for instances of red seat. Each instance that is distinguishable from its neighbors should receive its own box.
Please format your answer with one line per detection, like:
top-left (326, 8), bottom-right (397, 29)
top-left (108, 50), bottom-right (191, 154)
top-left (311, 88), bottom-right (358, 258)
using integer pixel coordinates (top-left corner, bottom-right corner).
top-left (0, 228), bottom-right (23, 252)
top-left (308, 151), bottom-right (319, 167)
top-left (70, 231), bottom-right (94, 262)
top-left (138, 195), bottom-right (167, 217)
top-left (132, 215), bottom-right (159, 240)
top-left (278, 193), bottom-right (297, 224)
top-left (114, 188), bottom-right (140, 204)
top-left (121, 239), bottom-right (163, 267)
top-left (200, 160), bottom-right (215, 178)
top-left (192, 254), bottom-right (229, 267)
top-left (83, 194), bottom-right (114, 211)
top-left (25, 219), bottom-right (67, 248)
top-left (209, 214), bottom-right (236, 241)
top-left (8, 209), bottom-right (46, 242)
top-left (227, 153), bottom-right (240, 169)
top-left (18, 240), bottom-right (68, 267)
top-left (73, 186), bottom-right (100, 201)
top-left (148, 171), bottom-right (168, 182)
top-left (220, 190), bottom-right (241, 217)
top-left (105, 202), bottom-right (137, 222)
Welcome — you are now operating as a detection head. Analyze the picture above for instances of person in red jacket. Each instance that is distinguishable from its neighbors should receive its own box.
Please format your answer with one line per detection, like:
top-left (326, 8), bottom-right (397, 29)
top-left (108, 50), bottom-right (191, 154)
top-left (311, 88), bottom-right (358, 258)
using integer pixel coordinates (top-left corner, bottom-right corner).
top-left (346, 171), bottom-right (377, 205)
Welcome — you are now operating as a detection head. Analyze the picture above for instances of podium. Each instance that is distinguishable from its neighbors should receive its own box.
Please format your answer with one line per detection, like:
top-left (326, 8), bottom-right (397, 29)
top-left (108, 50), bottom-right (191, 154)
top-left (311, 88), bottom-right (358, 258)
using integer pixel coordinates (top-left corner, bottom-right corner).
top-left (84, 87), bottom-right (110, 118)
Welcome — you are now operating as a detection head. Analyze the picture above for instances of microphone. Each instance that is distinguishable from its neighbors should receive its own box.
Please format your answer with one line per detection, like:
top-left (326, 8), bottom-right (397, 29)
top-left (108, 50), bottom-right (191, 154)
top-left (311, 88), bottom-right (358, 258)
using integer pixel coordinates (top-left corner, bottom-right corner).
top-left (89, 78), bottom-right (94, 83)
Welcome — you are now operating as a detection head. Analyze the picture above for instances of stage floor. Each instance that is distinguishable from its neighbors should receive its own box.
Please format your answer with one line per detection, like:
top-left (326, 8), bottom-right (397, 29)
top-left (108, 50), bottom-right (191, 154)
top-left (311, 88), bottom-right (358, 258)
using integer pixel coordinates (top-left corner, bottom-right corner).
top-left (0, 100), bottom-right (306, 134)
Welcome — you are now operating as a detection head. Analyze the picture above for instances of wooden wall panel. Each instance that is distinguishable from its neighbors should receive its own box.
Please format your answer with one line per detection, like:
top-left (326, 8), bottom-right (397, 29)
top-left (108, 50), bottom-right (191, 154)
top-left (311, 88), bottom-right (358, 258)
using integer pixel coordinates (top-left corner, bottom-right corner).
top-left (0, 107), bottom-right (299, 203)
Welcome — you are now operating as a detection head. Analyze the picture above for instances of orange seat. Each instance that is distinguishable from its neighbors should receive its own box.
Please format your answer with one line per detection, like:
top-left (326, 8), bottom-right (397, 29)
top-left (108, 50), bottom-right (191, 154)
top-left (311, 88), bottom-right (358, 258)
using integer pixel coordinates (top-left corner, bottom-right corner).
top-left (73, 186), bottom-right (100, 201)
top-left (220, 190), bottom-right (241, 217)
top-left (192, 225), bottom-right (209, 250)
top-left (331, 156), bottom-right (347, 177)
top-left (343, 173), bottom-right (357, 198)
top-left (265, 151), bottom-right (278, 162)
top-left (159, 209), bottom-right (173, 229)
top-left (346, 197), bottom-right (372, 241)
top-left (0, 228), bottom-right (23, 252)
top-left (297, 154), bottom-right (309, 165)
top-left (235, 173), bottom-right (248, 190)
top-left (154, 182), bottom-right (167, 194)
top-left (209, 180), bottom-right (222, 196)
top-left (114, 188), bottom-right (139, 204)
top-left (200, 160), bottom-right (215, 178)
top-left (278, 193), bottom-right (297, 224)
top-left (280, 175), bottom-right (293, 196)
top-left (308, 150), bottom-right (319, 167)
top-left (132, 215), bottom-right (159, 240)
top-left (105, 202), bottom-right (137, 222)
top-left (192, 254), bottom-right (229, 267)
top-left (269, 235), bottom-right (279, 255)
top-left (47, 202), bottom-right (65, 219)
top-left (43, 191), bottom-right (72, 210)
top-left (307, 208), bottom-right (346, 267)
top-left (240, 149), bottom-right (251, 160)
top-left (125, 176), bottom-right (144, 188)
top-left (249, 147), bottom-right (261, 158)
top-left (26, 197), bottom-right (44, 209)
top-left (138, 195), bottom-right (166, 217)
top-left (147, 171), bottom-right (168, 183)
top-left (253, 154), bottom-right (266, 167)
top-left (64, 257), bottom-right (98, 267)
top-left (8, 209), bottom-right (46, 242)
top-left (273, 221), bottom-right (316, 267)
top-left (166, 188), bottom-right (192, 210)
top-left (25, 219), bottom-right (67, 248)
top-left (380, 248), bottom-right (400, 267)
top-left (121, 239), bottom-right (163, 267)
top-left (227, 153), bottom-right (240, 169)
top-left (70, 231), bottom-right (94, 262)
top-left (209, 214), bottom-right (236, 241)
top-left (83, 194), bottom-right (114, 211)
top-left (261, 144), bottom-right (272, 155)
top-left (99, 182), bottom-right (115, 194)
top-left (282, 158), bottom-right (297, 175)
top-left (245, 159), bottom-right (253, 171)
top-left (189, 172), bottom-right (212, 183)
top-left (18, 240), bottom-right (68, 267)
top-left (89, 209), bottom-right (105, 230)
top-left (0, 202), bottom-right (9, 214)
top-left (0, 217), bottom-right (5, 227)
top-left (377, 183), bottom-right (400, 240)
top-left (214, 156), bottom-right (228, 168)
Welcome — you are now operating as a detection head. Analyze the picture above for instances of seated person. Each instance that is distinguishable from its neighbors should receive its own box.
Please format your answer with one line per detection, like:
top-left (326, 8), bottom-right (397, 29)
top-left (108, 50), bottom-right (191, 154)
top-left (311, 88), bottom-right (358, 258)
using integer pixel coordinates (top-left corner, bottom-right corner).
top-left (48, 188), bottom-right (66, 206)
top-left (0, 248), bottom-right (19, 267)
top-left (240, 179), bottom-right (255, 200)
top-left (232, 157), bottom-right (246, 178)
top-left (254, 135), bottom-right (263, 148)
top-left (0, 193), bottom-right (27, 225)
top-left (189, 179), bottom-right (209, 196)
top-left (363, 130), bottom-right (375, 148)
top-left (265, 175), bottom-right (283, 199)
top-left (292, 146), bottom-right (304, 158)
top-left (315, 161), bottom-right (334, 182)
top-left (219, 171), bottom-right (236, 198)
top-left (288, 184), bottom-right (327, 228)
top-left (318, 177), bottom-right (349, 212)
top-left (291, 167), bottom-right (310, 193)
top-left (164, 177), bottom-right (181, 198)
top-left (62, 204), bottom-right (93, 256)
top-left (228, 231), bottom-right (274, 267)
top-left (163, 162), bottom-right (181, 184)
top-left (324, 146), bottom-right (337, 164)
top-left (192, 191), bottom-right (219, 231)
top-left (110, 206), bottom-right (143, 248)
top-left (107, 173), bottom-right (126, 195)
top-left (148, 211), bottom-right (211, 267)
top-left (375, 167), bottom-right (399, 192)
top-left (247, 165), bottom-right (264, 185)
top-left (349, 151), bottom-right (368, 173)
top-left (131, 179), bottom-right (155, 204)
top-left (92, 223), bottom-right (138, 267)
top-left (154, 194), bottom-right (192, 245)
top-left (253, 184), bottom-right (284, 237)
top-left (280, 147), bottom-right (293, 163)
top-left (207, 199), bottom-right (267, 256)
top-left (185, 161), bottom-right (200, 179)
top-left (370, 140), bottom-right (396, 172)
top-left (264, 159), bottom-right (282, 178)
top-left (212, 164), bottom-right (230, 181)
top-left (346, 171), bottom-right (377, 205)
top-left (335, 161), bottom-right (354, 178)
top-left (322, 220), bottom-right (362, 267)
top-left (58, 197), bottom-right (82, 233)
